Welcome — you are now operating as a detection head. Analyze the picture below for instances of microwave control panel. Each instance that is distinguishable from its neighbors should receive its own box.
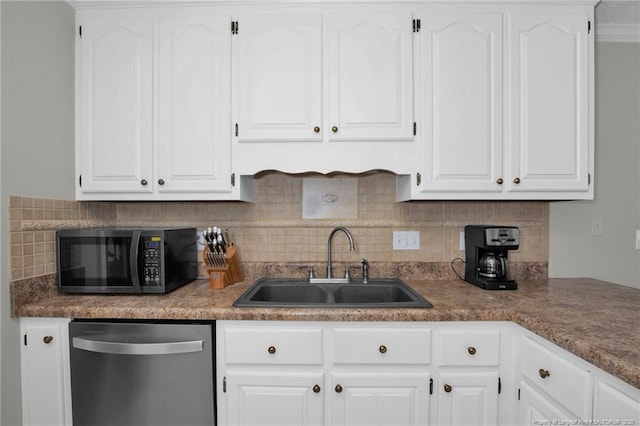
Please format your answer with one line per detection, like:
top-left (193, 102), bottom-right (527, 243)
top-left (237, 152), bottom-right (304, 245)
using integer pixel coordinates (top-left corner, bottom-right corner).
top-left (142, 238), bottom-right (162, 285)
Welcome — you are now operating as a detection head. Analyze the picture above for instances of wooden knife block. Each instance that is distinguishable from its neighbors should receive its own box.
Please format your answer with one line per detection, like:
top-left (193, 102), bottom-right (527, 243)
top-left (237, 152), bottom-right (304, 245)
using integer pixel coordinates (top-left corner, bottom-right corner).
top-left (203, 245), bottom-right (244, 290)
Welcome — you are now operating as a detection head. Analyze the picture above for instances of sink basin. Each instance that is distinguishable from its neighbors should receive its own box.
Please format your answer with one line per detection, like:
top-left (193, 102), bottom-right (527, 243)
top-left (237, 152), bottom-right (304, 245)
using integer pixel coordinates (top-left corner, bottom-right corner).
top-left (334, 285), bottom-right (416, 304)
top-left (233, 278), bottom-right (432, 308)
top-left (250, 284), bottom-right (328, 304)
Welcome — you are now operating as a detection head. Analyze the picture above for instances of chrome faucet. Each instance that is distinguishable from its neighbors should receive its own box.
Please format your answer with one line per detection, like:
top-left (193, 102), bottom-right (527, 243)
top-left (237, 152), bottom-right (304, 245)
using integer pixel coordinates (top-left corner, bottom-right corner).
top-left (326, 227), bottom-right (355, 279)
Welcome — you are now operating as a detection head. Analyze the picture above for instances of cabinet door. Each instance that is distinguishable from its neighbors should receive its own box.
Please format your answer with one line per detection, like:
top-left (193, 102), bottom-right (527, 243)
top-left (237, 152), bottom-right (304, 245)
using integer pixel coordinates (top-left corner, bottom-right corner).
top-left (593, 377), bottom-right (640, 422)
top-left (78, 17), bottom-right (153, 193)
top-left (327, 12), bottom-right (414, 141)
top-left (518, 381), bottom-right (574, 424)
top-left (235, 11), bottom-right (322, 142)
top-left (157, 14), bottom-right (232, 193)
top-left (331, 373), bottom-right (430, 426)
top-left (519, 335), bottom-right (592, 419)
top-left (436, 371), bottom-right (499, 426)
top-left (419, 14), bottom-right (503, 193)
top-left (225, 372), bottom-right (324, 426)
top-left (20, 318), bottom-right (71, 426)
top-left (507, 13), bottom-right (590, 193)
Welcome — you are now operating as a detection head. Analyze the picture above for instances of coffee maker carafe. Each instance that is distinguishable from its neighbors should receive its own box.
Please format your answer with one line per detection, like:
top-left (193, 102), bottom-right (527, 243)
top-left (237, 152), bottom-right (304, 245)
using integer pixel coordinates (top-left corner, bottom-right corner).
top-left (464, 225), bottom-right (519, 290)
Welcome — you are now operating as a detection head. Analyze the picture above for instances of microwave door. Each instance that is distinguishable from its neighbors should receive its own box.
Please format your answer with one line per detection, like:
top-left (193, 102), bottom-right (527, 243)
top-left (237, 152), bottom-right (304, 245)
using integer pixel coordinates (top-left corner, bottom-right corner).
top-left (130, 231), bottom-right (142, 293)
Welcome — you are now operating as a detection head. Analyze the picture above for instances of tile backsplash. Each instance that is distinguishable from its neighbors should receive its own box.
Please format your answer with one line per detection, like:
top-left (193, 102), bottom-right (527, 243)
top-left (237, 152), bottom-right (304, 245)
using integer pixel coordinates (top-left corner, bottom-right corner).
top-left (8, 171), bottom-right (548, 282)
top-left (8, 197), bottom-right (117, 280)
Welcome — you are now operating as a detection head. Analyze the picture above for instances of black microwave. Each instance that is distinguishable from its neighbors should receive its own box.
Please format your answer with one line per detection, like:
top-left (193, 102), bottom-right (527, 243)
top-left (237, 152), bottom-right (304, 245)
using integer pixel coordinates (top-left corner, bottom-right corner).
top-left (56, 228), bottom-right (198, 294)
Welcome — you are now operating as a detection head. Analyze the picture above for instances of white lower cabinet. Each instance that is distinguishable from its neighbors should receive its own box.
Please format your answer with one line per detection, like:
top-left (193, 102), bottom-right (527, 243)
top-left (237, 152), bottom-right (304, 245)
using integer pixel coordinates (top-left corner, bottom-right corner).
top-left (20, 318), bottom-right (72, 426)
top-left (226, 372), bottom-right (325, 426)
top-left (217, 321), bottom-right (433, 426)
top-left (518, 332), bottom-right (593, 421)
top-left (434, 327), bottom-right (504, 425)
top-left (593, 375), bottom-right (640, 423)
top-left (519, 380), bottom-right (576, 422)
top-left (330, 325), bottom-right (432, 426)
top-left (20, 319), bottom-right (640, 426)
top-left (331, 373), bottom-right (430, 426)
top-left (436, 371), bottom-right (499, 425)
top-left (517, 331), bottom-right (640, 425)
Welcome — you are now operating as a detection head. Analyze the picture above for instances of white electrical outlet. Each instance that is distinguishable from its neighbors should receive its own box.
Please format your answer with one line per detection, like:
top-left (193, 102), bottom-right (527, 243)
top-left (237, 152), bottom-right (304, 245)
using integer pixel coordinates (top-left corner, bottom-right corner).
top-left (393, 231), bottom-right (420, 250)
top-left (460, 231), bottom-right (465, 251)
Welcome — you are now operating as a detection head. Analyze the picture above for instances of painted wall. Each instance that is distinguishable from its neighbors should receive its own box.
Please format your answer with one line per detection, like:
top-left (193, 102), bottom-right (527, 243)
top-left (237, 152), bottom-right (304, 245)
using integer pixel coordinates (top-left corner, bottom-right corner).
top-left (0, 2), bottom-right (75, 424)
top-left (549, 42), bottom-right (640, 288)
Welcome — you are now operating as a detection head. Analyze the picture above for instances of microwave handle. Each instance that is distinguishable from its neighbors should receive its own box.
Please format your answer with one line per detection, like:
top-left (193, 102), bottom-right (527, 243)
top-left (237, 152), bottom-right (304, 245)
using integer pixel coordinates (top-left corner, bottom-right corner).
top-left (130, 231), bottom-right (142, 293)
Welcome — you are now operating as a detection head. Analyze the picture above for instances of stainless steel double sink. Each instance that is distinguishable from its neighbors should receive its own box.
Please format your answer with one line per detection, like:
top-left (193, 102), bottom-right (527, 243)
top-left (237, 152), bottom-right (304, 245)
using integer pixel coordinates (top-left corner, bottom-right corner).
top-left (233, 278), bottom-right (433, 308)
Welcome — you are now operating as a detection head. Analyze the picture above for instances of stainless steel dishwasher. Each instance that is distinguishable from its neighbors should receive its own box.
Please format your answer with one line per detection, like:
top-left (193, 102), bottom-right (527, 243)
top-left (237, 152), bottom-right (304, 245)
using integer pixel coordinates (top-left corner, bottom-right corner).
top-left (69, 321), bottom-right (215, 426)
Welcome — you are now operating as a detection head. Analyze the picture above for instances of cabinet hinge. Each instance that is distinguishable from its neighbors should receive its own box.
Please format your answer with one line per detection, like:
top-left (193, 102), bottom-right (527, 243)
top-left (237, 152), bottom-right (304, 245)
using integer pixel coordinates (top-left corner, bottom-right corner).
top-left (429, 378), bottom-right (433, 395)
top-left (235, 123), bottom-right (239, 137)
top-left (23, 334), bottom-right (27, 346)
top-left (79, 25), bottom-right (82, 38)
top-left (416, 172), bottom-right (421, 186)
top-left (79, 175), bottom-right (82, 187)
top-left (498, 377), bottom-right (501, 394)
top-left (412, 19), bottom-right (421, 33)
top-left (588, 173), bottom-right (591, 185)
top-left (413, 122), bottom-right (417, 136)
top-left (223, 376), bottom-right (227, 393)
top-left (231, 173), bottom-right (236, 187)
top-left (517, 388), bottom-right (521, 401)
top-left (231, 21), bottom-right (238, 35)
top-left (588, 20), bottom-right (591, 34)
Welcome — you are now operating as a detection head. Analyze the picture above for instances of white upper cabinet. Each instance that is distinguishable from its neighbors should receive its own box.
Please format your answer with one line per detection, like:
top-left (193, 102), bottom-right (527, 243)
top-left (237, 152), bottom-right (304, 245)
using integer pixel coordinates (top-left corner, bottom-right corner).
top-left (232, 7), bottom-right (418, 175)
top-left (417, 13), bottom-right (503, 193)
top-left (398, 5), bottom-right (594, 201)
top-left (507, 12), bottom-right (590, 194)
top-left (235, 11), bottom-right (323, 142)
top-left (327, 12), bottom-right (414, 142)
top-left (156, 14), bottom-right (233, 194)
top-left (76, 9), bottom-right (251, 201)
top-left (77, 16), bottom-right (154, 195)
top-left (74, 1), bottom-right (596, 201)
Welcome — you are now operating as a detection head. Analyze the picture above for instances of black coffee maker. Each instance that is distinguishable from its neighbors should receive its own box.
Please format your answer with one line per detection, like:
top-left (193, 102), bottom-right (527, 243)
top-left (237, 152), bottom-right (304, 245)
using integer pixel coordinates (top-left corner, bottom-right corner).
top-left (464, 225), bottom-right (519, 290)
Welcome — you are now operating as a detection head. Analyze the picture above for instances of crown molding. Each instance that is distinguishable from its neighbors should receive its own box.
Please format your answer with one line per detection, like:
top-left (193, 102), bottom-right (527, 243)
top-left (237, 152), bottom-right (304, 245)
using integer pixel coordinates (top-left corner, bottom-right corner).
top-left (596, 23), bottom-right (640, 42)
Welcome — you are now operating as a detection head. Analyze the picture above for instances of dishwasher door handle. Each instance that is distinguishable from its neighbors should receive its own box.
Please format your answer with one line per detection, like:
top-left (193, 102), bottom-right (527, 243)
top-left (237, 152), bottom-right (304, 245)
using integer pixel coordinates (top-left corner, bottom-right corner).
top-left (72, 337), bottom-right (204, 355)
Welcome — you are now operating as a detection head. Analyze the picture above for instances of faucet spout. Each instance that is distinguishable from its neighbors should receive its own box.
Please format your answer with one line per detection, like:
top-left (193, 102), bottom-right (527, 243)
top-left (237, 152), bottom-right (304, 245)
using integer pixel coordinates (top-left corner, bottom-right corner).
top-left (326, 227), bottom-right (355, 279)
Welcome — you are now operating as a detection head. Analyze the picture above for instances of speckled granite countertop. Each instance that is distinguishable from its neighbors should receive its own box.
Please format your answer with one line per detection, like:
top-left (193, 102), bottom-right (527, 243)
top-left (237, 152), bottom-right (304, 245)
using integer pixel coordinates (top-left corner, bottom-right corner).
top-left (11, 276), bottom-right (640, 389)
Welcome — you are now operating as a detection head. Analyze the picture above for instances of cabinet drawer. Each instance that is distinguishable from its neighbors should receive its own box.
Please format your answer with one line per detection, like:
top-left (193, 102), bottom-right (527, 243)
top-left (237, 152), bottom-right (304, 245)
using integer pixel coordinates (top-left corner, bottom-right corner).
top-left (438, 329), bottom-right (500, 366)
top-left (224, 327), bottom-right (323, 365)
top-left (520, 335), bottom-right (592, 418)
top-left (332, 328), bottom-right (431, 365)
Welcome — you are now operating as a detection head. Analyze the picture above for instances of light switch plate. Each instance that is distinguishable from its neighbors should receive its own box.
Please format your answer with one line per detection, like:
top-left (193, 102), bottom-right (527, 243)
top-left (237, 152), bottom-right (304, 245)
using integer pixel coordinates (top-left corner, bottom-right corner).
top-left (460, 231), bottom-right (465, 251)
top-left (636, 229), bottom-right (640, 250)
top-left (591, 218), bottom-right (603, 237)
top-left (393, 231), bottom-right (420, 250)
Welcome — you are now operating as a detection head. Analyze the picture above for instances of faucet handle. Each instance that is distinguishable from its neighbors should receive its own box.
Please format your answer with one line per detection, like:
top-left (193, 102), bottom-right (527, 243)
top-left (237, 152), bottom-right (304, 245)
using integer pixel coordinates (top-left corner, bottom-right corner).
top-left (298, 265), bottom-right (316, 281)
top-left (345, 265), bottom-right (360, 281)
